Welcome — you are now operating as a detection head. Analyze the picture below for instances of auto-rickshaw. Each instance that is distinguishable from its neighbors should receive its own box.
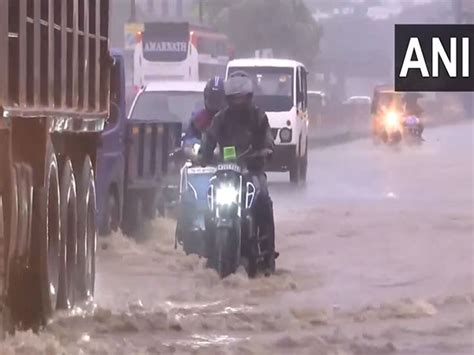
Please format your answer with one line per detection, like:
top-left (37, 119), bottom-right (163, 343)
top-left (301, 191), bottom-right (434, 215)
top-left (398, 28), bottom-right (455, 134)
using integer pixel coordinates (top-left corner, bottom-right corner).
top-left (370, 86), bottom-right (423, 145)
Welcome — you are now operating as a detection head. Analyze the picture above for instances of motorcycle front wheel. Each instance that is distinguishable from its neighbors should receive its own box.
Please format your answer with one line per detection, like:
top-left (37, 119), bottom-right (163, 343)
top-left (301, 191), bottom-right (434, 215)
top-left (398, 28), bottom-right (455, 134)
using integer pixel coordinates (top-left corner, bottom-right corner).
top-left (215, 226), bottom-right (241, 279)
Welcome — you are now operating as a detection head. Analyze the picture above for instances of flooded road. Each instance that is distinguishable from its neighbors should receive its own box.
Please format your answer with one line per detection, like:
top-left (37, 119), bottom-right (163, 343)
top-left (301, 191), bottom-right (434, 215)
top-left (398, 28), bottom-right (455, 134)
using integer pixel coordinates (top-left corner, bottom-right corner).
top-left (1, 123), bottom-right (473, 355)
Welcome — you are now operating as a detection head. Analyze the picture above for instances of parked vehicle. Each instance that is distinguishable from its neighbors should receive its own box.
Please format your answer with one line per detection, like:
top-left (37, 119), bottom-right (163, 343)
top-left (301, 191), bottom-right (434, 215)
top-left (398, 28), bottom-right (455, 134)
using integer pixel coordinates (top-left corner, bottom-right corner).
top-left (96, 52), bottom-right (180, 237)
top-left (128, 81), bottom-right (206, 213)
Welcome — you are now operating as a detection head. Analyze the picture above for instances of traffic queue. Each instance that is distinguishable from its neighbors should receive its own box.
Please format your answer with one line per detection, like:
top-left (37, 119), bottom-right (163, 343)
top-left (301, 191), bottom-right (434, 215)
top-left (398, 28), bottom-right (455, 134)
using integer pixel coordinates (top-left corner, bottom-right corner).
top-left (112, 53), bottom-right (427, 281)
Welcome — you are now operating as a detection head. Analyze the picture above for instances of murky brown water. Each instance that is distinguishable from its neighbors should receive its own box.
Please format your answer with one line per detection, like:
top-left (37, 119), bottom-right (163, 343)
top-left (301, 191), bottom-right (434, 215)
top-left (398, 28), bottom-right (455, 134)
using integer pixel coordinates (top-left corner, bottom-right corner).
top-left (1, 123), bottom-right (473, 355)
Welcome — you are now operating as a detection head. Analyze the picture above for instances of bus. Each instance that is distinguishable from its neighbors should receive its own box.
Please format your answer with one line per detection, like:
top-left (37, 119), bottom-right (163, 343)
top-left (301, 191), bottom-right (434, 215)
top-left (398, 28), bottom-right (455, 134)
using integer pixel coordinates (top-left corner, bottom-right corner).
top-left (133, 22), bottom-right (233, 88)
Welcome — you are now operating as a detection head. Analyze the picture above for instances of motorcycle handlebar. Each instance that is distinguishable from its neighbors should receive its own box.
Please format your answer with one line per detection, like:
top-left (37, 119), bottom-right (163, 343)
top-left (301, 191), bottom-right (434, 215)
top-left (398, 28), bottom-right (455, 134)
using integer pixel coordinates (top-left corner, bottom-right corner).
top-left (237, 146), bottom-right (273, 161)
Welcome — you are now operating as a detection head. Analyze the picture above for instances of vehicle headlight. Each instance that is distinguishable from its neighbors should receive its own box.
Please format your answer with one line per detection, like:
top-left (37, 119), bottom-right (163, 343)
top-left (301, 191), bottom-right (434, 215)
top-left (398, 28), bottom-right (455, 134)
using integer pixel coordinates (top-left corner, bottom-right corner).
top-left (385, 112), bottom-right (399, 127)
top-left (279, 128), bottom-right (292, 143)
top-left (215, 184), bottom-right (239, 206)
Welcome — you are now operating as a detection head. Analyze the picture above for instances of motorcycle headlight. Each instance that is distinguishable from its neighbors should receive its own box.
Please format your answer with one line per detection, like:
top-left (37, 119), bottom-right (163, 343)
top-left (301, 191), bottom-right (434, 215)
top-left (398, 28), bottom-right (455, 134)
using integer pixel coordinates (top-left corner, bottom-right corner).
top-left (385, 112), bottom-right (399, 127)
top-left (215, 184), bottom-right (239, 206)
top-left (192, 143), bottom-right (201, 155)
top-left (279, 128), bottom-right (292, 143)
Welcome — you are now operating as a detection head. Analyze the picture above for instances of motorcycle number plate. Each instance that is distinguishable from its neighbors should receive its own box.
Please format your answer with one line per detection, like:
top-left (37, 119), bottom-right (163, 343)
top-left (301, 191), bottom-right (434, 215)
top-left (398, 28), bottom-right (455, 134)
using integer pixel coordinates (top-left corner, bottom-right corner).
top-left (217, 163), bottom-right (241, 173)
top-left (188, 167), bottom-right (216, 175)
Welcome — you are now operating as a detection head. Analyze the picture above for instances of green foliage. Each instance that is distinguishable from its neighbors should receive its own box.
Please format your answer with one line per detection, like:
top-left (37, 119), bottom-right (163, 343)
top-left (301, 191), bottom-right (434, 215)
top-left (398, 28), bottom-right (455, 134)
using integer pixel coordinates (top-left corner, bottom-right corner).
top-left (305, 0), bottom-right (382, 14)
top-left (201, 0), bottom-right (322, 69)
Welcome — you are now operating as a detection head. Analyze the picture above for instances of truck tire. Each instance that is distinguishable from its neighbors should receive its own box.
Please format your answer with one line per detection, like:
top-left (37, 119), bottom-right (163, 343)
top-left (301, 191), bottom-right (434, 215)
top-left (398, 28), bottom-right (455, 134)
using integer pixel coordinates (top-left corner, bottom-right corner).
top-left (57, 159), bottom-right (78, 310)
top-left (75, 156), bottom-right (96, 302)
top-left (0, 196), bottom-right (11, 336)
top-left (6, 164), bottom-right (36, 329)
top-left (31, 142), bottom-right (61, 325)
top-left (0, 196), bottom-right (3, 295)
top-left (2, 165), bottom-right (18, 334)
top-left (100, 190), bottom-right (119, 236)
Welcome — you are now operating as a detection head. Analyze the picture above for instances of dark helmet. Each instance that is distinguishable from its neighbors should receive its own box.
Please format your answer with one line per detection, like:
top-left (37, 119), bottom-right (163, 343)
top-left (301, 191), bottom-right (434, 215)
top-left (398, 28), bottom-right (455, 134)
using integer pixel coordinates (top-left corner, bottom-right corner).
top-left (224, 70), bottom-right (254, 112)
top-left (204, 76), bottom-right (226, 114)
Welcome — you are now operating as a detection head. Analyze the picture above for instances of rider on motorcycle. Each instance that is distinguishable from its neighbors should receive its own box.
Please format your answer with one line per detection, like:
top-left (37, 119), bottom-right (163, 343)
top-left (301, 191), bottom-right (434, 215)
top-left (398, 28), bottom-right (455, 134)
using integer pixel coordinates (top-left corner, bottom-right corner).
top-left (184, 76), bottom-right (226, 141)
top-left (199, 71), bottom-right (278, 273)
top-left (403, 93), bottom-right (425, 138)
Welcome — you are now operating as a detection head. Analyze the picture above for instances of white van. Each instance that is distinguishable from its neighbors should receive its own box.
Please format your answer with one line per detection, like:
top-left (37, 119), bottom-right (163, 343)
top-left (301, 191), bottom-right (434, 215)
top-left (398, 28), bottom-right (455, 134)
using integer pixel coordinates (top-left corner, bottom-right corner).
top-left (226, 59), bottom-right (309, 183)
top-left (129, 81), bottom-right (206, 128)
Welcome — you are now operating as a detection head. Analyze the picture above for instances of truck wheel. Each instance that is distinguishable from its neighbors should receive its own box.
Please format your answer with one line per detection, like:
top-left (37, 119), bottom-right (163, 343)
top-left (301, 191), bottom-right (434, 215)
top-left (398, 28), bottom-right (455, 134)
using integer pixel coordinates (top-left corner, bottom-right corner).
top-left (0, 196), bottom-right (3, 295)
top-left (57, 159), bottom-right (78, 310)
top-left (31, 142), bottom-right (61, 324)
top-left (6, 164), bottom-right (36, 329)
top-left (75, 156), bottom-right (96, 302)
top-left (0, 196), bottom-right (12, 335)
top-left (100, 190), bottom-right (119, 236)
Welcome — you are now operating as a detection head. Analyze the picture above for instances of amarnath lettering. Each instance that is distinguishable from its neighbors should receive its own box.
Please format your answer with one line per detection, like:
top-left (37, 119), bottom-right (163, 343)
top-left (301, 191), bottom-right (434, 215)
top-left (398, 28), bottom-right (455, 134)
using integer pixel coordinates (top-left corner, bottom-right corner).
top-left (144, 41), bottom-right (187, 53)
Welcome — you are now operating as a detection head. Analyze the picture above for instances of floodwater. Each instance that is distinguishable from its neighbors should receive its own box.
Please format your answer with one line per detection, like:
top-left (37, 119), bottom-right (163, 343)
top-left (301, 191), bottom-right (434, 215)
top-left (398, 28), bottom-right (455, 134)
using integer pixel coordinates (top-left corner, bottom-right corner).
top-left (1, 123), bottom-right (473, 355)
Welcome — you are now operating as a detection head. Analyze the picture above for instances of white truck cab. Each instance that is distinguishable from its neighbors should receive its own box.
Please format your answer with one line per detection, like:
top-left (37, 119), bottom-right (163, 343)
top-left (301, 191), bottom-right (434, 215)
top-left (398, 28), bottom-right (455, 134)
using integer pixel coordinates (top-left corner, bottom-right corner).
top-left (226, 59), bottom-right (309, 183)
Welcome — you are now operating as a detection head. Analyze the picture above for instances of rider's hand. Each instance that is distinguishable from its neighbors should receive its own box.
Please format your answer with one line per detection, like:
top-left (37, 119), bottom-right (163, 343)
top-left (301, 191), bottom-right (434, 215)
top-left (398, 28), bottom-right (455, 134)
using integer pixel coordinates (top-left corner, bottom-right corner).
top-left (260, 148), bottom-right (273, 158)
top-left (250, 148), bottom-right (273, 159)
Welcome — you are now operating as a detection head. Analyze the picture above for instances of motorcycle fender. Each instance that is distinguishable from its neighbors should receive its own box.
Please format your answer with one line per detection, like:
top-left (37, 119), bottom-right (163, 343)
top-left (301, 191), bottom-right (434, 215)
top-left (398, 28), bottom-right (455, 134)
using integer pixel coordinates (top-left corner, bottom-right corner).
top-left (216, 219), bottom-right (233, 228)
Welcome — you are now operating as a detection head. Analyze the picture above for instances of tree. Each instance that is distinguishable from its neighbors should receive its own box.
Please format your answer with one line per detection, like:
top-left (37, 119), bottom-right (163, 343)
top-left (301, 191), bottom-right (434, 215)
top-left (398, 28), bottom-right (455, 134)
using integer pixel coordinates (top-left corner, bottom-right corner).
top-left (305, 0), bottom-right (382, 17)
top-left (201, 0), bottom-right (322, 69)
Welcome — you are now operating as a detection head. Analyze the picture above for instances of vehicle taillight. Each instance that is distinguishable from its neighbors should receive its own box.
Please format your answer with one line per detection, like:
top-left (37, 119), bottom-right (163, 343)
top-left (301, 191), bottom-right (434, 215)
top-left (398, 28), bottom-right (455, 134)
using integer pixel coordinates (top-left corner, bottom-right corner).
top-left (190, 31), bottom-right (197, 48)
top-left (135, 31), bottom-right (142, 43)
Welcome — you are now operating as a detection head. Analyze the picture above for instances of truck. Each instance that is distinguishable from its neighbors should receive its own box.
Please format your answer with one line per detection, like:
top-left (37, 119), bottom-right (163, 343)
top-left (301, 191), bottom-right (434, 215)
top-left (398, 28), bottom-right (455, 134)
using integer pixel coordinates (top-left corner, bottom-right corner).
top-left (96, 51), bottom-right (181, 237)
top-left (0, 0), bottom-right (110, 330)
top-left (126, 80), bottom-right (207, 214)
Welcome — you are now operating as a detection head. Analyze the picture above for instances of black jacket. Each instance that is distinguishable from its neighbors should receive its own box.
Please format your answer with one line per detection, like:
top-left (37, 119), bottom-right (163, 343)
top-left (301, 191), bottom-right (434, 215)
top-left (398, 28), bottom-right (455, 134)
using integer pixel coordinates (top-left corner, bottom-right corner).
top-left (201, 105), bottom-right (275, 172)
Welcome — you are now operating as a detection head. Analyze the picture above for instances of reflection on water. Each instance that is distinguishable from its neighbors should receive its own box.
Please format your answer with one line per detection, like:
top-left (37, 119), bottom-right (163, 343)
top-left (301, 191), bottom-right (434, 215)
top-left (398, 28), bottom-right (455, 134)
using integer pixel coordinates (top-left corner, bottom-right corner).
top-left (175, 333), bottom-right (249, 349)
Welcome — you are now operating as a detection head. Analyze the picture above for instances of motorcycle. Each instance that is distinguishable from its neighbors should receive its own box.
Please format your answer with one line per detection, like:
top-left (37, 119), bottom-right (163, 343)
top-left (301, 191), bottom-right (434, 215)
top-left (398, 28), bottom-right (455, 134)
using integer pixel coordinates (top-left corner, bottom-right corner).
top-left (374, 107), bottom-right (424, 147)
top-left (206, 146), bottom-right (273, 278)
top-left (174, 138), bottom-right (217, 257)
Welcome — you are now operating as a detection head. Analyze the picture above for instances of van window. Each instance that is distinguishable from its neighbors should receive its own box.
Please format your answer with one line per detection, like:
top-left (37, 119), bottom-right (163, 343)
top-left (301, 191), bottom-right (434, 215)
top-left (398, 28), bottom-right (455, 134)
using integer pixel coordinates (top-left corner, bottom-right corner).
top-left (228, 66), bottom-right (293, 112)
top-left (130, 91), bottom-right (203, 124)
top-left (301, 67), bottom-right (308, 110)
top-left (296, 67), bottom-right (307, 109)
